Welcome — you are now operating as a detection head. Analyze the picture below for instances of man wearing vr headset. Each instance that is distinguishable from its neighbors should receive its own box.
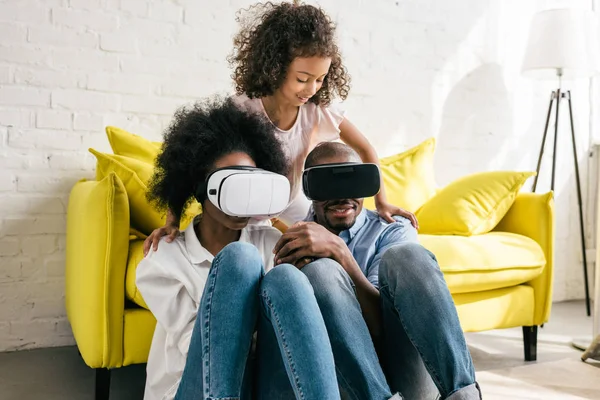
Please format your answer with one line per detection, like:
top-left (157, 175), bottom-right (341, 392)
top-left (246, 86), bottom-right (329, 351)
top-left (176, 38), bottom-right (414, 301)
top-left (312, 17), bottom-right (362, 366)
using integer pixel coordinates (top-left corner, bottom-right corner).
top-left (273, 142), bottom-right (481, 400)
top-left (136, 98), bottom-right (342, 400)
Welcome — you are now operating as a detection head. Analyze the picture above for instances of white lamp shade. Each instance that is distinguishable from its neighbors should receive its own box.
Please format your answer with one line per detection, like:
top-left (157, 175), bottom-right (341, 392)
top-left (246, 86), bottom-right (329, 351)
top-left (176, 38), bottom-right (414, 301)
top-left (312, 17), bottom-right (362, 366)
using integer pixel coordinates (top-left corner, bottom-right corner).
top-left (522, 8), bottom-right (600, 80)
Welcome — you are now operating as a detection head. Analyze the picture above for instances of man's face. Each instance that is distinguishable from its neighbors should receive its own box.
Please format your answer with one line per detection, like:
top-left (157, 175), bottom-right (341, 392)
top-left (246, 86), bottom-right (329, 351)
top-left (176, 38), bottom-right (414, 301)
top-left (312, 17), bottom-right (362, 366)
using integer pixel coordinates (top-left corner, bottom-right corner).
top-left (311, 155), bottom-right (364, 234)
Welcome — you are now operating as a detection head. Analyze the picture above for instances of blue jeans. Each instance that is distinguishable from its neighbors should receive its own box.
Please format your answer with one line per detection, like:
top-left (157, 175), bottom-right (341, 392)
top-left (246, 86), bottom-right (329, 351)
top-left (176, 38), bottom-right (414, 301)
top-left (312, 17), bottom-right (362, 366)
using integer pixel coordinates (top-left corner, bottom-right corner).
top-left (297, 243), bottom-right (480, 400)
top-left (378, 242), bottom-right (480, 400)
top-left (174, 242), bottom-right (340, 400)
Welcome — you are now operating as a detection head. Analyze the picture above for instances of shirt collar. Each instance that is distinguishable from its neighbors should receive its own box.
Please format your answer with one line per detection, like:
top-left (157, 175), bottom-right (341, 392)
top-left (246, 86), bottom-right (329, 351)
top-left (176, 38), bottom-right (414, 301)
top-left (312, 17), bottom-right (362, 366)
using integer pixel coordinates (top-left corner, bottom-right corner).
top-left (184, 215), bottom-right (251, 264)
top-left (341, 208), bottom-right (368, 241)
top-left (304, 206), bottom-right (368, 242)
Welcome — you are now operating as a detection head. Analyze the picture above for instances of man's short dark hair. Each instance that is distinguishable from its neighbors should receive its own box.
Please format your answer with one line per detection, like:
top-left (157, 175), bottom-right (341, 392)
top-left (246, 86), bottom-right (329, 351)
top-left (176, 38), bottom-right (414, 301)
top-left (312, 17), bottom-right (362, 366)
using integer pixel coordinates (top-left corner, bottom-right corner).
top-left (147, 96), bottom-right (289, 219)
top-left (304, 142), bottom-right (361, 169)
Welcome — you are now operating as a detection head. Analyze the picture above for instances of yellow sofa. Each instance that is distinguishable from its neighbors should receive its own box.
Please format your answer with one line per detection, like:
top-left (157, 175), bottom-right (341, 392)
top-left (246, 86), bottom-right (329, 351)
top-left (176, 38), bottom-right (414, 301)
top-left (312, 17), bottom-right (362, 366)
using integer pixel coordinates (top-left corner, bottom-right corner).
top-left (65, 132), bottom-right (554, 399)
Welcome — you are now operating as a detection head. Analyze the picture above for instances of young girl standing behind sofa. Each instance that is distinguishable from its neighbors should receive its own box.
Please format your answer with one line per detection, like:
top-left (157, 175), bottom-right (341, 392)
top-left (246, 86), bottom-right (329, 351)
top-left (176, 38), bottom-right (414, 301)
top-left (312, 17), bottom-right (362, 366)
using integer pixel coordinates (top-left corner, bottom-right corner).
top-left (144, 0), bottom-right (418, 254)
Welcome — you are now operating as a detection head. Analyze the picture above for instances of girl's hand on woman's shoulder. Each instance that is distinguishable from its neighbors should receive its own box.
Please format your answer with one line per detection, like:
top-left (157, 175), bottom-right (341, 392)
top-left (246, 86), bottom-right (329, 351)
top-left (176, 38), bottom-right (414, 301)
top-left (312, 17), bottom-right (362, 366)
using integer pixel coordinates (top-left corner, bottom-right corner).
top-left (143, 225), bottom-right (180, 256)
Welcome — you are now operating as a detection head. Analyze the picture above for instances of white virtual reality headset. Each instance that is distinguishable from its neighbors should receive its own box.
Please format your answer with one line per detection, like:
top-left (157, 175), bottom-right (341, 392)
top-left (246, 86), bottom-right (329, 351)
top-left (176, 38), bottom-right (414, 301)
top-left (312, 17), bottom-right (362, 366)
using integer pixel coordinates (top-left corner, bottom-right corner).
top-left (194, 166), bottom-right (290, 217)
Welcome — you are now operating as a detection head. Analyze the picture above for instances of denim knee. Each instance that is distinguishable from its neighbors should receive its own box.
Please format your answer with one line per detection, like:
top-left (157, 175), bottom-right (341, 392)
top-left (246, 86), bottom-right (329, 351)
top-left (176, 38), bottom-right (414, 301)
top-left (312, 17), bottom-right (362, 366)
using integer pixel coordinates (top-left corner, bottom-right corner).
top-left (301, 258), bottom-right (354, 301)
top-left (379, 242), bottom-right (439, 289)
top-left (213, 241), bottom-right (263, 282)
top-left (260, 263), bottom-right (313, 300)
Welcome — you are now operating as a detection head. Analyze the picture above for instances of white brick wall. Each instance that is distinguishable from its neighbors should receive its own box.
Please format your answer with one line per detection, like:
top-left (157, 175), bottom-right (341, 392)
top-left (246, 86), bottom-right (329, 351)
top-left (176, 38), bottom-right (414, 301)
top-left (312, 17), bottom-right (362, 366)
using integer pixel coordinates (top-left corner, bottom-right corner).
top-left (0, 0), bottom-right (596, 352)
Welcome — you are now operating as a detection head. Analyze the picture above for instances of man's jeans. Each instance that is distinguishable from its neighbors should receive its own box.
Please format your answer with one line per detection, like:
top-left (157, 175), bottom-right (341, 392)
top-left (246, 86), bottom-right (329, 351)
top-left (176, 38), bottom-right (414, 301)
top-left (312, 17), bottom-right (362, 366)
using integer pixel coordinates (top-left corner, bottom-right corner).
top-left (265, 242), bottom-right (481, 400)
top-left (174, 242), bottom-right (340, 400)
top-left (377, 242), bottom-right (480, 400)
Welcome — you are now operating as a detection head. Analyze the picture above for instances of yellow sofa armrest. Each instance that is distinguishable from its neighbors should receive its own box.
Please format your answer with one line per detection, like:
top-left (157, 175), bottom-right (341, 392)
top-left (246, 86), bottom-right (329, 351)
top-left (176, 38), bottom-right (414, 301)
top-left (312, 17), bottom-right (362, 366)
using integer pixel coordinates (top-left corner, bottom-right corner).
top-left (65, 173), bottom-right (130, 368)
top-left (493, 192), bottom-right (554, 324)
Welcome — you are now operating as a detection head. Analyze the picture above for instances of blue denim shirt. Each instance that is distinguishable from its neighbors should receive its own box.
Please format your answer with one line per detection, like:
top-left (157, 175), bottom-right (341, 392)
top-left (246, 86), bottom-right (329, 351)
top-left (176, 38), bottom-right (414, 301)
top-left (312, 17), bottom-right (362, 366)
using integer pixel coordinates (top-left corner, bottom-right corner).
top-left (305, 207), bottom-right (418, 289)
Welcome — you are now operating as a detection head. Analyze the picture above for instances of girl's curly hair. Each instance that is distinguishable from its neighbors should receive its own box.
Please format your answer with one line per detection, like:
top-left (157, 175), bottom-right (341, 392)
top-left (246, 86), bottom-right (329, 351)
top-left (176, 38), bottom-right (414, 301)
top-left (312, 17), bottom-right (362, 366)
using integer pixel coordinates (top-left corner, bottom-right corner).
top-left (147, 97), bottom-right (289, 219)
top-left (228, 1), bottom-right (350, 106)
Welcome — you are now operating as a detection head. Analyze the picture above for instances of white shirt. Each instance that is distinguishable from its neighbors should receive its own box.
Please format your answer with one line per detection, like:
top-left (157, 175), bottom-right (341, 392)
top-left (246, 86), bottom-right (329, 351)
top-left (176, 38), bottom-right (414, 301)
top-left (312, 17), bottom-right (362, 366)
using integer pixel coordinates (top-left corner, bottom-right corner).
top-left (136, 218), bottom-right (282, 400)
top-left (233, 94), bottom-right (345, 225)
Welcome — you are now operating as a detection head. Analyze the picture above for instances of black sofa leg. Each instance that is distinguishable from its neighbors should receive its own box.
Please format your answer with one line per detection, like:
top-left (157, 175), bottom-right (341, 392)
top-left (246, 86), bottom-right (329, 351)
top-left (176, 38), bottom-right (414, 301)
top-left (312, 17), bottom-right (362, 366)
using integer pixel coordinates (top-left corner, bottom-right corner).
top-left (95, 368), bottom-right (111, 400)
top-left (523, 326), bottom-right (538, 362)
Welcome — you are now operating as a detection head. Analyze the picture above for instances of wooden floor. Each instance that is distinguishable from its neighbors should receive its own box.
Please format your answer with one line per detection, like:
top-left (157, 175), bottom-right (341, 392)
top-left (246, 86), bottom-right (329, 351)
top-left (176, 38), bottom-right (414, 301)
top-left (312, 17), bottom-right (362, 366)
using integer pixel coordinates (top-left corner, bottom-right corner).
top-left (0, 301), bottom-right (598, 400)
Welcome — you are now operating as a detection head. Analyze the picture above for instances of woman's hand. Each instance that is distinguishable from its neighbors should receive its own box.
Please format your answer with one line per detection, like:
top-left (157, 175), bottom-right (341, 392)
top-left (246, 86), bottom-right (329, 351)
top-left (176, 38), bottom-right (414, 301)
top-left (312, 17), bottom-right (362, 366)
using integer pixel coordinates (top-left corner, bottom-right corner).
top-left (376, 201), bottom-right (419, 229)
top-left (143, 224), bottom-right (180, 256)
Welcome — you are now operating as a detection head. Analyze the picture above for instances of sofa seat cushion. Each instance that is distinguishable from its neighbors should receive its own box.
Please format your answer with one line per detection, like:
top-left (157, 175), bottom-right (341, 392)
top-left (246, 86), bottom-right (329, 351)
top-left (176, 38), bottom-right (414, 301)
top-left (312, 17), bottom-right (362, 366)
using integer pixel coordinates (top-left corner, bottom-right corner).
top-left (125, 240), bottom-right (149, 309)
top-left (418, 232), bottom-right (545, 294)
top-left (126, 232), bottom-right (545, 306)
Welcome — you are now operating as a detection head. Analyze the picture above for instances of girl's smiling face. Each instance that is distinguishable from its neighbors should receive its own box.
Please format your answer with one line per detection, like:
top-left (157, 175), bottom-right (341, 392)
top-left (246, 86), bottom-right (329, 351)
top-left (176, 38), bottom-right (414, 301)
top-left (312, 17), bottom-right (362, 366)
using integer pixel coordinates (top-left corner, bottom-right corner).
top-left (277, 56), bottom-right (332, 106)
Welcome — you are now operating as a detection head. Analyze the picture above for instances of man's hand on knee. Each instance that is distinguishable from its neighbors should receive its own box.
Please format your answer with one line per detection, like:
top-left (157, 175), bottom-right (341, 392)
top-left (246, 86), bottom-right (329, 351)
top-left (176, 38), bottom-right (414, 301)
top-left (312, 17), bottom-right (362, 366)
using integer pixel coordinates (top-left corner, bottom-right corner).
top-left (273, 222), bottom-right (347, 268)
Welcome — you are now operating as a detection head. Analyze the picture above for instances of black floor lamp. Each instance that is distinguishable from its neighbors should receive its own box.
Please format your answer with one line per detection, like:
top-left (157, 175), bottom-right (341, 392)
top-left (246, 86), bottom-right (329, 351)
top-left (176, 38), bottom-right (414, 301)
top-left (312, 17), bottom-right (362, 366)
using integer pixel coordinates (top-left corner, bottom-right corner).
top-left (521, 8), bottom-right (600, 317)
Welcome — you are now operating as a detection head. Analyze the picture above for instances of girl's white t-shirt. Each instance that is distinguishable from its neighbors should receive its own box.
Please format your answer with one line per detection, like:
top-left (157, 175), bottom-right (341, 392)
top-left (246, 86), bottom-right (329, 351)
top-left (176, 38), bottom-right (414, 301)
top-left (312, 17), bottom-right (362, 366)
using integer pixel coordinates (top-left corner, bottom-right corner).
top-left (233, 94), bottom-right (345, 225)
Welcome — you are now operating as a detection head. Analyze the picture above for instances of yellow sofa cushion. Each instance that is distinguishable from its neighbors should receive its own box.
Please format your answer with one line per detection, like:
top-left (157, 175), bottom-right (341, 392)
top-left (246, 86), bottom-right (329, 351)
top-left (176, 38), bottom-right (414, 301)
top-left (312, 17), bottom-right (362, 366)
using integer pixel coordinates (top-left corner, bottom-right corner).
top-left (91, 149), bottom-right (164, 235)
top-left (416, 171), bottom-right (535, 235)
top-left (363, 138), bottom-right (437, 213)
top-left (106, 126), bottom-right (162, 164)
top-left (90, 149), bottom-right (201, 235)
top-left (125, 240), bottom-right (149, 309)
top-left (123, 309), bottom-right (156, 366)
top-left (65, 172), bottom-right (130, 367)
top-left (419, 232), bottom-right (545, 294)
top-left (454, 285), bottom-right (534, 332)
top-left (127, 231), bottom-right (545, 307)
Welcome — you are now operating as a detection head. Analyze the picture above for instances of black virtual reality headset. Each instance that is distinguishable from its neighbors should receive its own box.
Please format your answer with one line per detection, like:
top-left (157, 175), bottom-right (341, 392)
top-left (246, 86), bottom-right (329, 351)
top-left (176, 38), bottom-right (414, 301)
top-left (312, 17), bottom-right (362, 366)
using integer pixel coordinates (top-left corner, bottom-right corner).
top-left (195, 166), bottom-right (290, 217)
top-left (302, 162), bottom-right (381, 201)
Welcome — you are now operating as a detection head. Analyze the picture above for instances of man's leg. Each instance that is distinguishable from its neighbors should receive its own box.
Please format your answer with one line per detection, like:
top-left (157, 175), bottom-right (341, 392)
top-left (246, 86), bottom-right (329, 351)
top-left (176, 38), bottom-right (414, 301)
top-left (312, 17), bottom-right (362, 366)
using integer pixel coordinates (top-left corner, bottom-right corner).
top-left (301, 259), bottom-right (396, 400)
top-left (175, 242), bottom-right (262, 400)
top-left (378, 242), bottom-right (481, 400)
top-left (380, 293), bottom-right (439, 400)
top-left (256, 263), bottom-right (341, 400)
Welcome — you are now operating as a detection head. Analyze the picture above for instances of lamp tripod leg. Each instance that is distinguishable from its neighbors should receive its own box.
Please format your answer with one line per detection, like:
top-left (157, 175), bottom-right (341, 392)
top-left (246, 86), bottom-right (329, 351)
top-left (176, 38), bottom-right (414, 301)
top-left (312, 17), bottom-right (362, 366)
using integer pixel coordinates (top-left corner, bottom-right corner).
top-left (566, 90), bottom-right (591, 317)
top-left (533, 92), bottom-right (556, 192)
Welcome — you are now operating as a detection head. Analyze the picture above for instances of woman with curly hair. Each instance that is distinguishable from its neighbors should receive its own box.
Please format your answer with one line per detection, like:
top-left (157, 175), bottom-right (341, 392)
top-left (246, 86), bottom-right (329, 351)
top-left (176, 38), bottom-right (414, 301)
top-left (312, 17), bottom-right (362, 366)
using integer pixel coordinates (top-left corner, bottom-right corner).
top-left (136, 97), bottom-right (341, 400)
top-left (144, 0), bottom-right (418, 255)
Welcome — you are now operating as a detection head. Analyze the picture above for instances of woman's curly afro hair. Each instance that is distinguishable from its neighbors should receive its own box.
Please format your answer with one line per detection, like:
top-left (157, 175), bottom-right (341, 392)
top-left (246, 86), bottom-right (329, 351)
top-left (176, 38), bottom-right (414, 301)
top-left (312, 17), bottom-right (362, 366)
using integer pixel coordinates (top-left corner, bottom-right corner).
top-left (147, 97), bottom-right (289, 219)
top-left (228, 1), bottom-right (350, 106)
